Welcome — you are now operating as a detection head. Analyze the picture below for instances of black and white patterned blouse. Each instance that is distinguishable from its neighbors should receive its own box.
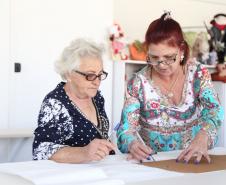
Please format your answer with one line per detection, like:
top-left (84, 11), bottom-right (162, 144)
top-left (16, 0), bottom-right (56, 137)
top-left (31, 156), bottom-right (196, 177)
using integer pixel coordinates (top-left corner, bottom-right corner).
top-left (32, 82), bottom-right (109, 160)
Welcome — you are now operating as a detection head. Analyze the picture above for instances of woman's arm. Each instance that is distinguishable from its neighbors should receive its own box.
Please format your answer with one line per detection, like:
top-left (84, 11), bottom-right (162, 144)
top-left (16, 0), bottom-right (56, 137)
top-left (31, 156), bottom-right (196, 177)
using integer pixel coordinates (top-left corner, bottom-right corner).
top-left (33, 97), bottom-right (115, 163)
top-left (117, 76), bottom-right (141, 153)
top-left (33, 98), bottom-right (71, 160)
top-left (117, 75), bottom-right (152, 160)
top-left (177, 65), bottom-right (224, 163)
top-left (117, 96), bottom-right (141, 153)
top-left (197, 65), bottom-right (224, 148)
top-left (50, 139), bottom-right (115, 163)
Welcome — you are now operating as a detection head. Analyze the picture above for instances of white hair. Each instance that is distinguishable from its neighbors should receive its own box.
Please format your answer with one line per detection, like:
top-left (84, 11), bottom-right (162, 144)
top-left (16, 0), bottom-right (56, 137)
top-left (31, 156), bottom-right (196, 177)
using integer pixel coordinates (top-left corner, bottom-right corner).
top-left (55, 38), bottom-right (105, 80)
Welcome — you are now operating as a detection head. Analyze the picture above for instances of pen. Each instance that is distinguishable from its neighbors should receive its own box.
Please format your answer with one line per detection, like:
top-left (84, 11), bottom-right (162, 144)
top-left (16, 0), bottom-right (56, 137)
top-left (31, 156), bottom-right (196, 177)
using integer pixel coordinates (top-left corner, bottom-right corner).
top-left (107, 130), bottom-right (116, 155)
top-left (107, 122), bottom-right (119, 141)
top-left (135, 130), bottom-right (156, 161)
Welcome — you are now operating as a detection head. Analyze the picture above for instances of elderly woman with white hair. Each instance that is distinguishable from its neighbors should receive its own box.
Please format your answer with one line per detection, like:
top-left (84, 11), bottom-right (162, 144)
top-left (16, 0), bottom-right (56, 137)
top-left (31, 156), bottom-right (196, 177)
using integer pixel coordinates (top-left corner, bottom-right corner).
top-left (33, 38), bottom-right (116, 163)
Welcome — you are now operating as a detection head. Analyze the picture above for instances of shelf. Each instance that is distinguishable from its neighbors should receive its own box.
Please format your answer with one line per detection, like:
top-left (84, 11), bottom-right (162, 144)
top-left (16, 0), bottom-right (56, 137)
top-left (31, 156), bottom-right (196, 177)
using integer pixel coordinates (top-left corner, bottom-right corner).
top-left (0, 129), bottom-right (34, 138)
top-left (119, 60), bottom-right (147, 64)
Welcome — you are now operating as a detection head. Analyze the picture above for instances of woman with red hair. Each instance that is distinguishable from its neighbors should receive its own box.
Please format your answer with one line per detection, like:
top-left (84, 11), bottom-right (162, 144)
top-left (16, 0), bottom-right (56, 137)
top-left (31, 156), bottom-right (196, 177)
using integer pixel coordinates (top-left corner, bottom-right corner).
top-left (117, 12), bottom-right (224, 164)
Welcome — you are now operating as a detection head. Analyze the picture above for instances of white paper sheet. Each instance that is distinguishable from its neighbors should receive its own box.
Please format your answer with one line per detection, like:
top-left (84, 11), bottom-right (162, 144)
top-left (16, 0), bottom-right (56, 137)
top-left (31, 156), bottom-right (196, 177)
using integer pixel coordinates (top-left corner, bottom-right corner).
top-left (1, 148), bottom-right (225, 185)
top-left (0, 156), bottom-right (183, 185)
top-left (0, 160), bottom-right (110, 185)
top-left (89, 155), bottom-right (183, 183)
top-left (60, 179), bottom-right (125, 185)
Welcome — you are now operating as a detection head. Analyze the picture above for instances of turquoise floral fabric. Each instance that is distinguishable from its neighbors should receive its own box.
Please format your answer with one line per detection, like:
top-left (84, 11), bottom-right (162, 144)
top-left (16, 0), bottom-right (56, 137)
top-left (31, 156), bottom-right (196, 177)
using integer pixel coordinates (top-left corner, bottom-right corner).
top-left (117, 61), bottom-right (224, 153)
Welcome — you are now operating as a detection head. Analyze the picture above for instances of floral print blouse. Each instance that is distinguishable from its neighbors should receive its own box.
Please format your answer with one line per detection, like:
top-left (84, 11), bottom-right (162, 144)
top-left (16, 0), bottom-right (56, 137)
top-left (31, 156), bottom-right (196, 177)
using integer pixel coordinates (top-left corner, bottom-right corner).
top-left (33, 82), bottom-right (109, 160)
top-left (117, 61), bottom-right (224, 153)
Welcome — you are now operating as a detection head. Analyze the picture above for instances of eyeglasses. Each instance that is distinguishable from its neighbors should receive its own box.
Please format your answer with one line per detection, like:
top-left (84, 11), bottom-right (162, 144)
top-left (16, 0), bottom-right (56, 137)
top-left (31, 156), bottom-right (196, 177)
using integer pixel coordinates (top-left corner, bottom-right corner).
top-left (147, 52), bottom-right (178, 66)
top-left (73, 70), bottom-right (108, 81)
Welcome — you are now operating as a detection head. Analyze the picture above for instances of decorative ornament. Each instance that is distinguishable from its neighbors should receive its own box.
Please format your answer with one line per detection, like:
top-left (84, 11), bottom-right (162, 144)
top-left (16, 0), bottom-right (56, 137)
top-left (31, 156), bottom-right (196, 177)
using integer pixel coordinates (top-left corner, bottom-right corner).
top-left (180, 55), bottom-right (184, 61)
top-left (167, 92), bottom-right (174, 98)
top-left (109, 23), bottom-right (129, 61)
top-left (163, 10), bottom-right (171, 21)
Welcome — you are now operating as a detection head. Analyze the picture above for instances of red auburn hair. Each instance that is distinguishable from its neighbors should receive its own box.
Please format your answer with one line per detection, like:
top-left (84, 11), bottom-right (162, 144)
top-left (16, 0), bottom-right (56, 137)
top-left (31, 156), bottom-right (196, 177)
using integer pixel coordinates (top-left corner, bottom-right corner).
top-left (145, 13), bottom-right (189, 65)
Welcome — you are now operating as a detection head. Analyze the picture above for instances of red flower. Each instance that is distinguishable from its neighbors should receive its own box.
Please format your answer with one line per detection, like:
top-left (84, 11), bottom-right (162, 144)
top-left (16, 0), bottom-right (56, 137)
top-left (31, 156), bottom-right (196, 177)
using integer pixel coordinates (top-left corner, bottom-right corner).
top-left (201, 68), bottom-right (208, 76)
top-left (150, 102), bottom-right (160, 109)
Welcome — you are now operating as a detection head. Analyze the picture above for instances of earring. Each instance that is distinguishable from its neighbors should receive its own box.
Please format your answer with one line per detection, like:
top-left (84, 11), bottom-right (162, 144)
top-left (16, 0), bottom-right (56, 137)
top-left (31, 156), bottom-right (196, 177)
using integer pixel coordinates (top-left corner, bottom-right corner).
top-left (180, 55), bottom-right (184, 61)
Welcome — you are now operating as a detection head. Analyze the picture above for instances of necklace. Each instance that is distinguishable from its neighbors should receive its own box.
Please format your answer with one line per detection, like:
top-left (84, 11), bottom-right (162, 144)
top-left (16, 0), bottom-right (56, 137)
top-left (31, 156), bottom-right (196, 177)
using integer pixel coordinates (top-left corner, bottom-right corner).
top-left (165, 72), bottom-right (179, 98)
top-left (151, 67), bottom-right (180, 99)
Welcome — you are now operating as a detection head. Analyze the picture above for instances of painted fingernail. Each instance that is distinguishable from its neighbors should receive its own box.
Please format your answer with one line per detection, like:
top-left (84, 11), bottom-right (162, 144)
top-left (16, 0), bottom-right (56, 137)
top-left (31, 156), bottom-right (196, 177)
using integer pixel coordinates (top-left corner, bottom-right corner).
top-left (176, 159), bottom-right (179, 163)
top-left (147, 156), bottom-right (151, 160)
top-left (195, 160), bottom-right (199, 165)
top-left (183, 160), bottom-right (188, 164)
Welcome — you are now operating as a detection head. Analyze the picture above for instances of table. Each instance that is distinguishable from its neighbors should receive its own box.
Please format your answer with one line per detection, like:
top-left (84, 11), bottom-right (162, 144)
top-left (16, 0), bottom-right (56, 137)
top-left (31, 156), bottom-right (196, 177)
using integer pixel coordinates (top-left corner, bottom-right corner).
top-left (0, 147), bottom-right (225, 185)
top-left (128, 170), bottom-right (226, 185)
top-left (0, 171), bottom-right (33, 185)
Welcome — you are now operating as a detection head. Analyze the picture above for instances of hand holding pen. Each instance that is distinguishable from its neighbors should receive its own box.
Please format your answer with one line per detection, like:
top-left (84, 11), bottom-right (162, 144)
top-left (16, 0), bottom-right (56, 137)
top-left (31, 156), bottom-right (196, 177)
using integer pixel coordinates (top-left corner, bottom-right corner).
top-left (127, 130), bottom-right (156, 162)
top-left (84, 138), bottom-right (116, 162)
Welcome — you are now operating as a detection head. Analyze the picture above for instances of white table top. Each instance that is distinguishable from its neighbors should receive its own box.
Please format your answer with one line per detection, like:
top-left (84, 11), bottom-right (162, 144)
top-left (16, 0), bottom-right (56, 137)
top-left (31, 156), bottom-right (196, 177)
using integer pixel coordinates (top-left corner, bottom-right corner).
top-left (0, 147), bottom-right (225, 185)
top-left (0, 129), bottom-right (33, 138)
top-left (128, 170), bottom-right (226, 185)
top-left (127, 147), bottom-right (226, 185)
top-left (0, 171), bottom-right (34, 185)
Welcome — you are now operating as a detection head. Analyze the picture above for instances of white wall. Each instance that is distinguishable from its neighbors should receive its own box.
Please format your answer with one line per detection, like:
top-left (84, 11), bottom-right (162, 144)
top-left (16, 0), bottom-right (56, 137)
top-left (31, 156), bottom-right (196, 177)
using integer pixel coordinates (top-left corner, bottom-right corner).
top-left (0, 0), bottom-right (114, 162)
top-left (9, 0), bottom-right (114, 129)
top-left (0, 0), bottom-right (9, 129)
top-left (0, 0), bottom-right (10, 163)
top-left (114, 0), bottom-right (226, 41)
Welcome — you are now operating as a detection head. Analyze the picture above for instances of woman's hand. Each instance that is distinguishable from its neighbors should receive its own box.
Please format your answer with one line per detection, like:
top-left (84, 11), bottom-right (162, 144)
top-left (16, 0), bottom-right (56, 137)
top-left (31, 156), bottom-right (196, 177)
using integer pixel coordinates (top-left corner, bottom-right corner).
top-left (83, 139), bottom-right (116, 162)
top-left (177, 130), bottom-right (211, 164)
top-left (127, 140), bottom-right (153, 161)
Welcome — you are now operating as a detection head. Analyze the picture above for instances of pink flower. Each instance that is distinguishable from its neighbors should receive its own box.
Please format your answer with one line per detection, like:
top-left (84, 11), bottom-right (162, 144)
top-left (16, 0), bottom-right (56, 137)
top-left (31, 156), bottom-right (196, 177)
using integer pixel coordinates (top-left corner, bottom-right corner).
top-left (201, 68), bottom-right (208, 75)
top-left (150, 112), bottom-right (155, 116)
top-left (150, 101), bottom-right (160, 109)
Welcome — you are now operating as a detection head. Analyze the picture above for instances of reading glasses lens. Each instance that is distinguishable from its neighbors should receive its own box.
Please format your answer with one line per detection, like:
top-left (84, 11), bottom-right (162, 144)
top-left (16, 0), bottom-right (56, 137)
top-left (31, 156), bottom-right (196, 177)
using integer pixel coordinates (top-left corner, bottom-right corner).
top-left (74, 70), bottom-right (108, 81)
top-left (86, 72), bottom-right (108, 81)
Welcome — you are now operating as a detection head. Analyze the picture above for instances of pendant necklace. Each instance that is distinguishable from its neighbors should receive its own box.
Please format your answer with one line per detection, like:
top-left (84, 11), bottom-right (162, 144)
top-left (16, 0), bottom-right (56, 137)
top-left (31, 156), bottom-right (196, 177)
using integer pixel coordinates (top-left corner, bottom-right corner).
top-left (165, 72), bottom-right (179, 98)
top-left (151, 68), bottom-right (180, 99)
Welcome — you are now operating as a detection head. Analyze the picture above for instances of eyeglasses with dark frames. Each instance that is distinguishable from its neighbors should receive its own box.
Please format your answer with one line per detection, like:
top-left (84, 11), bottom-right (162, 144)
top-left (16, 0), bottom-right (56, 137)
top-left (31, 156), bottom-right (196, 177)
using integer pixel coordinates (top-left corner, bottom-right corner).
top-left (147, 52), bottom-right (178, 66)
top-left (73, 70), bottom-right (108, 81)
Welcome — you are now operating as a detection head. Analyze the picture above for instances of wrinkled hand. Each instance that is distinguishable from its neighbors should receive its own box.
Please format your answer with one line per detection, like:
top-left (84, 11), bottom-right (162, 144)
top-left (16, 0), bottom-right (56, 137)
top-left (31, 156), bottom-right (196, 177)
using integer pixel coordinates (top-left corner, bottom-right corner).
top-left (177, 130), bottom-right (211, 164)
top-left (127, 140), bottom-right (153, 161)
top-left (83, 139), bottom-right (116, 162)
